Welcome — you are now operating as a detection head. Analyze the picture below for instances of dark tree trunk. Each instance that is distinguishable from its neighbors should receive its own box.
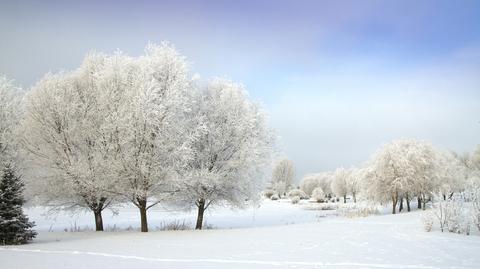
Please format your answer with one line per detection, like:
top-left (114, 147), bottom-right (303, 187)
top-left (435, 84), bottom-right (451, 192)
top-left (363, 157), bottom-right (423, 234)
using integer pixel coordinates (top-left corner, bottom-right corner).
top-left (417, 197), bottom-right (422, 209)
top-left (353, 192), bottom-right (357, 203)
top-left (343, 195), bottom-right (346, 203)
top-left (392, 193), bottom-right (398, 214)
top-left (138, 199), bottom-right (148, 232)
top-left (195, 199), bottom-right (206, 230)
top-left (94, 210), bottom-right (104, 231)
top-left (88, 197), bottom-right (106, 232)
top-left (399, 196), bottom-right (404, 212)
top-left (406, 194), bottom-right (411, 212)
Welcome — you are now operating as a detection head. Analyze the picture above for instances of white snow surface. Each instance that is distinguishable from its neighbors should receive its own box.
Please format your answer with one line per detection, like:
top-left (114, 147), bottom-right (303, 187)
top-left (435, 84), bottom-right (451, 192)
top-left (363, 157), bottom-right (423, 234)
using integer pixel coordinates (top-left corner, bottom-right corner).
top-left (2, 200), bottom-right (480, 269)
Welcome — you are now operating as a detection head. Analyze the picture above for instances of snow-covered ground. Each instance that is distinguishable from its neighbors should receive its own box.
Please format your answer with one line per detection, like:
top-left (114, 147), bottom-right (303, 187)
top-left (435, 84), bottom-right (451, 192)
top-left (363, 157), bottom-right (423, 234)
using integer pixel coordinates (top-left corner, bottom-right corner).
top-left (2, 200), bottom-right (480, 269)
top-left (24, 199), bottom-right (332, 231)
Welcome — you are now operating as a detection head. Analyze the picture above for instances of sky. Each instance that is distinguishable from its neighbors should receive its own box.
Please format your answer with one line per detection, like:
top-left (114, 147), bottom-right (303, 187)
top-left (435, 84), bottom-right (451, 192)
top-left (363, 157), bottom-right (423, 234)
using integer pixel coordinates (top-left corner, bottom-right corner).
top-left (1, 0), bottom-right (479, 181)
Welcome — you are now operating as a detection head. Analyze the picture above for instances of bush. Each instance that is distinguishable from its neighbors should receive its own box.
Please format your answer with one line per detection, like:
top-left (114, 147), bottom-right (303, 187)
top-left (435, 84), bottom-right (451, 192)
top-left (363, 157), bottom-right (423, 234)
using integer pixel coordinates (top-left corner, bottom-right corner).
top-left (270, 194), bottom-right (279, 200)
top-left (432, 194), bottom-right (473, 235)
top-left (264, 189), bottom-right (276, 199)
top-left (337, 204), bottom-right (380, 218)
top-left (157, 220), bottom-right (191, 231)
top-left (422, 214), bottom-right (434, 232)
top-left (291, 196), bottom-right (300, 204)
top-left (302, 203), bottom-right (338, 211)
top-left (311, 187), bottom-right (325, 203)
top-left (287, 189), bottom-right (309, 200)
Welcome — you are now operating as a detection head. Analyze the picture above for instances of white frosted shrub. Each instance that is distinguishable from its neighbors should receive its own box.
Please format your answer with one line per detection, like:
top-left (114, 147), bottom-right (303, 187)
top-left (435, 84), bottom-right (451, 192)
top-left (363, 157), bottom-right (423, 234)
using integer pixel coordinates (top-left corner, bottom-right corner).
top-left (287, 189), bottom-right (309, 200)
top-left (264, 189), bottom-right (276, 199)
top-left (311, 187), bottom-right (325, 203)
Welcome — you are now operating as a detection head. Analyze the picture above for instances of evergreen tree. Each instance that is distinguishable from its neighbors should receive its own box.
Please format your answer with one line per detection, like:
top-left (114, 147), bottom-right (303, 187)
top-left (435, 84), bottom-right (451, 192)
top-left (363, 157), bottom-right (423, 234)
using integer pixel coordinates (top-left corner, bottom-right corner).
top-left (0, 164), bottom-right (36, 245)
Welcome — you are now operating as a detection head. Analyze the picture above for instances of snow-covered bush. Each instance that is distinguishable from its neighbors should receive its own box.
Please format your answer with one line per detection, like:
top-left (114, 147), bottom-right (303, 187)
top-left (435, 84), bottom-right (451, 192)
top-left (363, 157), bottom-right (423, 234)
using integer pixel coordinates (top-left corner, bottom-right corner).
top-left (337, 204), bottom-right (380, 218)
top-left (432, 194), bottom-right (473, 235)
top-left (270, 194), bottom-right (279, 200)
top-left (432, 199), bottom-right (450, 232)
top-left (466, 179), bottom-right (480, 231)
top-left (445, 200), bottom-right (470, 234)
top-left (422, 213), bottom-right (434, 232)
top-left (311, 187), bottom-right (325, 203)
top-left (287, 189), bottom-right (309, 200)
top-left (303, 203), bottom-right (338, 211)
top-left (291, 196), bottom-right (300, 204)
top-left (157, 220), bottom-right (191, 231)
top-left (263, 190), bottom-right (276, 199)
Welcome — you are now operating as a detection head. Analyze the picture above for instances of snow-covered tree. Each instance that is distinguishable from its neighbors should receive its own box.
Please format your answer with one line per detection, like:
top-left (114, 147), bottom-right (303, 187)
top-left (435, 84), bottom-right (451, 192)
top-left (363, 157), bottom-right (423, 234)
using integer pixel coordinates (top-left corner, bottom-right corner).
top-left (109, 43), bottom-right (196, 232)
top-left (271, 159), bottom-right (295, 196)
top-left (22, 43), bottom-right (198, 232)
top-left (347, 167), bottom-right (363, 203)
top-left (177, 79), bottom-right (273, 229)
top-left (331, 167), bottom-right (349, 203)
top-left (300, 172), bottom-right (332, 197)
top-left (363, 139), bottom-right (439, 213)
top-left (0, 164), bottom-right (36, 245)
top-left (300, 174), bottom-right (319, 196)
top-left (468, 146), bottom-right (480, 178)
top-left (21, 53), bottom-right (125, 231)
top-left (0, 76), bottom-right (22, 165)
top-left (436, 150), bottom-right (466, 200)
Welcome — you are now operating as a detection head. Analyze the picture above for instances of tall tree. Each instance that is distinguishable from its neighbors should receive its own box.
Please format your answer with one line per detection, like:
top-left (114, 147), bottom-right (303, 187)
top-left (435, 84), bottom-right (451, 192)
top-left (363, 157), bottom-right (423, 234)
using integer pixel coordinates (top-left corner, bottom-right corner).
top-left (178, 79), bottom-right (274, 230)
top-left (111, 43), bottom-right (195, 232)
top-left (0, 76), bottom-right (21, 165)
top-left (21, 54), bottom-right (122, 231)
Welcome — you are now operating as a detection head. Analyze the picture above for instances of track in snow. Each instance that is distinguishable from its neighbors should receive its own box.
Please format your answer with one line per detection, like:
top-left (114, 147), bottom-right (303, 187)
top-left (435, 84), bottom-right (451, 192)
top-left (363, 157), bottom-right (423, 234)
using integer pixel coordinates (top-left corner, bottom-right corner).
top-left (0, 248), bottom-right (445, 269)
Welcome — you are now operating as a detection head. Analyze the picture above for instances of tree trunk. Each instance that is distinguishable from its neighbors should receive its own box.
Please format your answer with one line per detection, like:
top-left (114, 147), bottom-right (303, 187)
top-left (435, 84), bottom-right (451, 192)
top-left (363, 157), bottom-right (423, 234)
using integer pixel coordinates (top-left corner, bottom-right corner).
top-left (195, 199), bottom-right (206, 230)
top-left (399, 196), bottom-right (404, 212)
top-left (417, 197), bottom-right (422, 209)
top-left (392, 193), bottom-right (398, 214)
top-left (406, 194), bottom-right (411, 212)
top-left (138, 199), bottom-right (148, 232)
top-left (421, 194), bottom-right (427, 210)
top-left (353, 192), bottom-right (357, 203)
top-left (343, 195), bottom-right (346, 203)
top-left (94, 210), bottom-right (104, 231)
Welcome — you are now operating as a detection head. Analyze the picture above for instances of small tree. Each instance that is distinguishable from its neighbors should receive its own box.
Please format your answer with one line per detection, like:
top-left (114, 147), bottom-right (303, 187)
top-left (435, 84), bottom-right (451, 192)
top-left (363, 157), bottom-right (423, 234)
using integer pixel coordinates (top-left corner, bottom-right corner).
top-left (347, 168), bottom-right (363, 203)
top-left (332, 167), bottom-right (349, 203)
top-left (271, 159), bottom-right (295, 196)
top-left (0, 164), bottom-right (36, 245)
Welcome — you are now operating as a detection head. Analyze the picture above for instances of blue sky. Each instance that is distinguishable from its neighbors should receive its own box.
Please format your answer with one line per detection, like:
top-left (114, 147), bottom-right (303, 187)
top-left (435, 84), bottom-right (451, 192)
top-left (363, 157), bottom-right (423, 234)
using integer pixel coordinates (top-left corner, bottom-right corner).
top-left (1, 0), bottom-right (479, 180)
